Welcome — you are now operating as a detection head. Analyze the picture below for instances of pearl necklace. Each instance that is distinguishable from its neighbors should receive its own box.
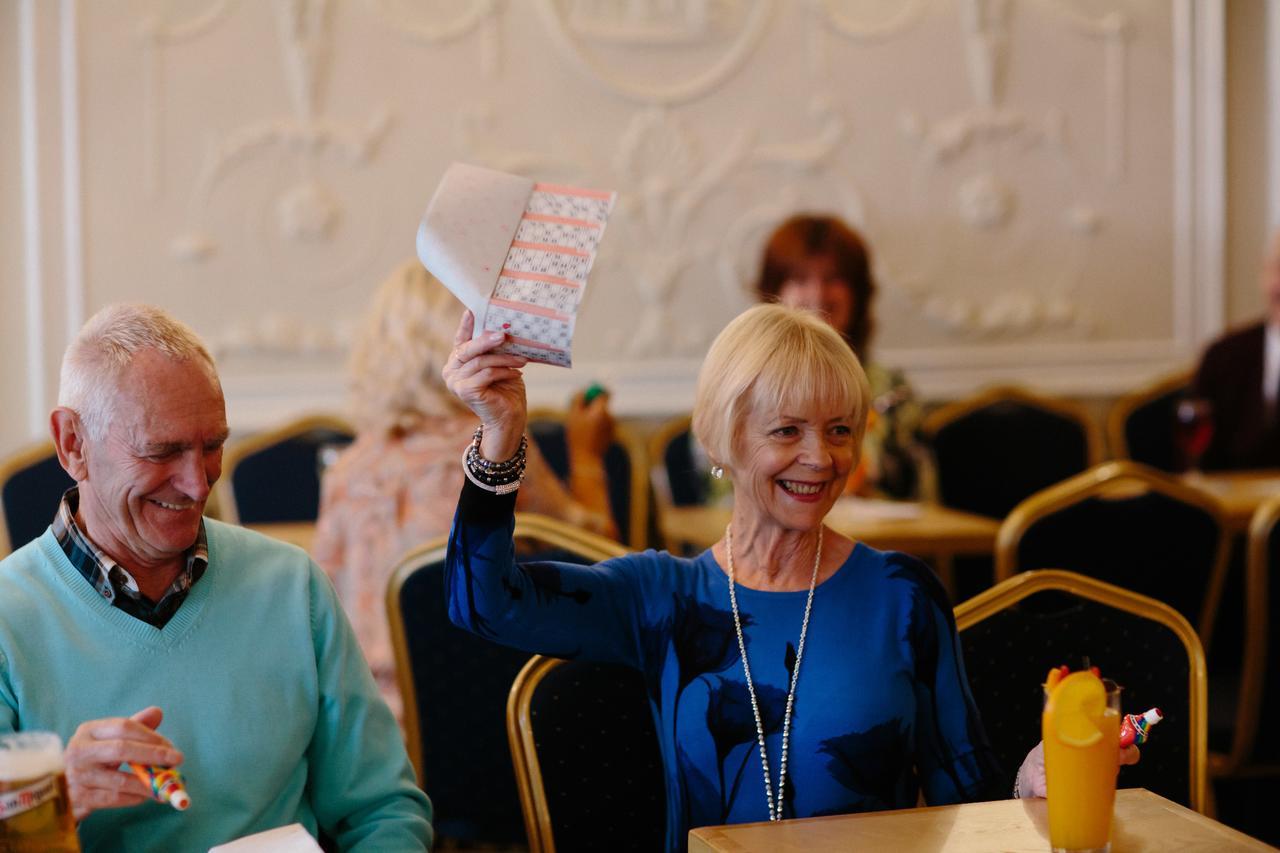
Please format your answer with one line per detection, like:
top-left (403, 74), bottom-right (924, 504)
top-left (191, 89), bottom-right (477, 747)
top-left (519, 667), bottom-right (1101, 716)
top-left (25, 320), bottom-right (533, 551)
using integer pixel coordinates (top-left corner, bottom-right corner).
top-left (724, 523), bottom-right (822, 822)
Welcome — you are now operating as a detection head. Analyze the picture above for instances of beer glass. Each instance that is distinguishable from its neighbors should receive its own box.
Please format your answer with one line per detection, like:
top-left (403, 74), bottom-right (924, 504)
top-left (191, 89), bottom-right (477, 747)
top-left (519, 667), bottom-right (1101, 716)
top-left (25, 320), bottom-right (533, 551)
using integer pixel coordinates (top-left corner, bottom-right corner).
top-left (0, 732), bottom-right (79, 853)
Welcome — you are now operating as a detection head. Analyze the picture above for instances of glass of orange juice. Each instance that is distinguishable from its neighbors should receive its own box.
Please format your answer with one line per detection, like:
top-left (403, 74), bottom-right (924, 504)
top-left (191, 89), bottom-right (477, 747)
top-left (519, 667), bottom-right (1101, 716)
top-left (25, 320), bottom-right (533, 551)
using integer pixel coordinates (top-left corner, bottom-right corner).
top-left (1042, 671), bottom-right (1122, 852)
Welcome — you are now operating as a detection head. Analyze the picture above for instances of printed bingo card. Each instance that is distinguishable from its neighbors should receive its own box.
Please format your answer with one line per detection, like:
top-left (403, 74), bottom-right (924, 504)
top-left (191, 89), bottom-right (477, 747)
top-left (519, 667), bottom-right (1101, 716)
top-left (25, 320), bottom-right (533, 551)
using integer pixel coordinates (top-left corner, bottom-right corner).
top-left (416, 162), bottom-right (617, 367)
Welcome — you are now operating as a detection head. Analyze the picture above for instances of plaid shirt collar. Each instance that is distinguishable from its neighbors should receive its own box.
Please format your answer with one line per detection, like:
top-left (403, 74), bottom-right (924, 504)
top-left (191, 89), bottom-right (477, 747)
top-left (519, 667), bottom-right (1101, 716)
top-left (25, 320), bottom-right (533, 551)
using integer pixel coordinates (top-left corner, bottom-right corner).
top-left (51, 487), bottom-right (208, 628)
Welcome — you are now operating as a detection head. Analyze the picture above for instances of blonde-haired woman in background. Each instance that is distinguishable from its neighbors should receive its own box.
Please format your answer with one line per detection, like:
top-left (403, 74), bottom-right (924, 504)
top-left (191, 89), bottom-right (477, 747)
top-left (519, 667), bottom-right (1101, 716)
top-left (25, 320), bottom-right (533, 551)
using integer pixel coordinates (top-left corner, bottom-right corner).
top-left (313, 260), bottom-right (615, 719)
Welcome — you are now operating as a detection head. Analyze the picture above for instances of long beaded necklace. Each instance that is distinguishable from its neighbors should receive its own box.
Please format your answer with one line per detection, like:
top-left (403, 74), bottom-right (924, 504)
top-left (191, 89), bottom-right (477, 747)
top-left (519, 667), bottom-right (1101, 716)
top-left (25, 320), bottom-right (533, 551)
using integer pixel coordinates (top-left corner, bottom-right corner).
top-left (724, 523), bottom-right (822, 822)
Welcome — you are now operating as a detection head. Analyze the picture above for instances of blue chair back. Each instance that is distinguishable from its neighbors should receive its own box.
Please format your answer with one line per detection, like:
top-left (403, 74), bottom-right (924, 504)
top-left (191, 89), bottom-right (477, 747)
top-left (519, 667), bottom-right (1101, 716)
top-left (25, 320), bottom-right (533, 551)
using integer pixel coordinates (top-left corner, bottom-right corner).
top-left (387, 515), bottom-right (628, 848)
top-left (527, 415), bottom-right (646, 549)
top-left (957, 570), bottom-right (1207, 812)
top-left (0, 443), bottom-right (73, 554)
top-left (222, 417), bottom-right (354, 524)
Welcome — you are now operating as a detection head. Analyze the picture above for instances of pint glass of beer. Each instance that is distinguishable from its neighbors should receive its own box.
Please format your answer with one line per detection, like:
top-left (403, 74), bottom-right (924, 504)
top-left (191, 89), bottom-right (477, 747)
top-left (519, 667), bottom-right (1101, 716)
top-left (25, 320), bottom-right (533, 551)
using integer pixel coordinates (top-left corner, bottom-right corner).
top-left (0, 732), bottom-right (79, 853)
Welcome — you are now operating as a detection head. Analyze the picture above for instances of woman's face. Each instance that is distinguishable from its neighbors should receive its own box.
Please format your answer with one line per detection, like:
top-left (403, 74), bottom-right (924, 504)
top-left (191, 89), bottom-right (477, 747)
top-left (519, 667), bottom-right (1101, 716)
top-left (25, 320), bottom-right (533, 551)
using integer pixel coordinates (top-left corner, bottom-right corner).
top-left (777, 254), bottom-right (855, 335)
top-left (730, 396), bottom-right (856, 533)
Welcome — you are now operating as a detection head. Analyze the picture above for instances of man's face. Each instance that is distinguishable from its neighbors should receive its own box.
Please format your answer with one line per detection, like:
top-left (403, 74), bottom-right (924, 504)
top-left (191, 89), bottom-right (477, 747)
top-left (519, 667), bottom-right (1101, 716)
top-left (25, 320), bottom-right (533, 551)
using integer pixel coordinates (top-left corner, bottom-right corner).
top-left (76, 349), bottom-right (228, 573)
top-left (1263, 230), bottom-right (1280, 326)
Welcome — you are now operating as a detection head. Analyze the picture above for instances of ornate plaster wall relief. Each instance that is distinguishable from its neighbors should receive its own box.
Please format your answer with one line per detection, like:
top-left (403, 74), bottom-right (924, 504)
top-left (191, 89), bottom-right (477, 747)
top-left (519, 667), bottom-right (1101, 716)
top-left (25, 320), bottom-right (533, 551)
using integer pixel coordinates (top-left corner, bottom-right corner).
top-left (609, 107), bottom-right (753, 355)
top-left (134, 0), bottom-right (238, 195)
top-left (368, 0), bottom-right (502, 77)
top-left (1039, 0), bottom-right (1131, 181)
top-left (534, 0), bottom-right (773, 105)
top-left (962, 0), bottom-right (1011, 108)
top-left (805, 0), bottom-right (929, 75)
top-left (168, 0), bottom-right (393, 269)
top-left (453, 103), bottom-right (578, 177)
top-left (207, 311), bottom-right (353, 361)
top-left (895, 105), bottom-right (1095, 340)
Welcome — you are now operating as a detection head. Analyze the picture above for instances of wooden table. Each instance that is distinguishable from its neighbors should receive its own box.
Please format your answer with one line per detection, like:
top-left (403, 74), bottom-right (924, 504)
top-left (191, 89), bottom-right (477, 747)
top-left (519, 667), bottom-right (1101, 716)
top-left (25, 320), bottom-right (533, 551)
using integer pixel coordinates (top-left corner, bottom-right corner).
top-left (246, 521), bottom-right (317, 553)
top-left (660, 500), bottom-right (999, 558)
top-left (1182, 470), bottom-right (1280, 531)
top-left (689, 788), bottom-right (1271, 852)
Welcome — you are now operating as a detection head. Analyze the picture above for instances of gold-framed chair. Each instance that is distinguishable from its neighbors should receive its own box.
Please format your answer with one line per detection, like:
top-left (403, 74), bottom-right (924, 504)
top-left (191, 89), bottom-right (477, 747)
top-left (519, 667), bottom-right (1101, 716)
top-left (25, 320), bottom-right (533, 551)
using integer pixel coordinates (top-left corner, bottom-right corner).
top-left (0, 441), bottom-right (73, 557)
top-left (212, 413), bottom-right (355, 525)
top-left (507, 654), bottom-right (664, 853)
top-left (526, 407), bottom-right (650, 550)
top-left (648, 414), bottom-right (713, 554)
top-left (922, 385), bottom-right (1103, 520)
top-left (386, 514), bottom-right (627, 848)
top-left (955, 569), bottom-right (1208, 813)
top-left (994, 460), bottom-right (1230, 651)
top-left (1214, 494), bottom-right (1280, 777)
top-left (1106, 369), bottom-right (1192, 471)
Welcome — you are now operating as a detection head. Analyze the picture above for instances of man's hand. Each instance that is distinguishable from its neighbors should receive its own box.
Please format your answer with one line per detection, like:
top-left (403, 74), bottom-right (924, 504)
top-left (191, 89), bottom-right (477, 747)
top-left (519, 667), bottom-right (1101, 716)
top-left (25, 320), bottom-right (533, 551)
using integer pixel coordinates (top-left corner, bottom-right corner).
top-left (1015, 741), bottom-right (1140, 798)
top-left (64, 706), bottom-right (183, 821)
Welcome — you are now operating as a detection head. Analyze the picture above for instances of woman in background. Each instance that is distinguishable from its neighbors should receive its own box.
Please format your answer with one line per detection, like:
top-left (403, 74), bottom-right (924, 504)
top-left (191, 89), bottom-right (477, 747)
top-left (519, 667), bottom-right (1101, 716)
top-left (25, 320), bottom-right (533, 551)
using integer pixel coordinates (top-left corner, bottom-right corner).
top-left (757, 214), bottom-right (925, 500)
top-left (313, 260), bottom-right (615, 719)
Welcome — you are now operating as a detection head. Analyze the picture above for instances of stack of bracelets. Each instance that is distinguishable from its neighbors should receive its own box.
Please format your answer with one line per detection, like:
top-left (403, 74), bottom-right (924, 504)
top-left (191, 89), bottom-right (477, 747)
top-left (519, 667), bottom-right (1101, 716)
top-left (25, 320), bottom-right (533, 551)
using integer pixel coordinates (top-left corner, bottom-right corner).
top-left (462, 426), bottom-right (528, 495)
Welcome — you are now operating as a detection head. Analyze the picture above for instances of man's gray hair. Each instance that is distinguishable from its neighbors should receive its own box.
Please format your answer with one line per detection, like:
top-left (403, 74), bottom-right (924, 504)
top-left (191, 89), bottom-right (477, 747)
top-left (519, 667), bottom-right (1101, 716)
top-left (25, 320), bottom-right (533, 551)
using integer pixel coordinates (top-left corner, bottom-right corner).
top-left (58, 304), bottom-right (218, 439)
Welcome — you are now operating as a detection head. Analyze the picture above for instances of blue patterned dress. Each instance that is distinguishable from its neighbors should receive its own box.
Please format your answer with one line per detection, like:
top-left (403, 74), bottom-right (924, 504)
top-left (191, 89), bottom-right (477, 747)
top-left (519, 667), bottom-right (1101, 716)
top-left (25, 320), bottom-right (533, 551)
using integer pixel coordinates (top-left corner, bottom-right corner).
top-left (446, 483), bottom-right (1003, 851)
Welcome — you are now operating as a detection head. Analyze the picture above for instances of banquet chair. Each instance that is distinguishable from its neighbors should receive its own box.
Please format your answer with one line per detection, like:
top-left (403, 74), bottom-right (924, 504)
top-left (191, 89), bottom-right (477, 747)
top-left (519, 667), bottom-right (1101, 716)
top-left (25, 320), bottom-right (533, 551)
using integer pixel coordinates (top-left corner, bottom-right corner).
top-left (0, 441), bottom-right (74, 556)
top-left (955, 569), bottom-right (1208, 813)
top-left (213, 413), bottom-right (354, 525)
top-left (508, 655), bottom-right (665, 853)
top-left (1216, 494), bottom-right (1280, 776)
top-left (994, 461), bottom-right (1230, 650)
top-left (527, 408), bottom-right (649, 550)
top-left (922, 385), bottom-right (1102, 520)
top-left (387, 514), bottom-right (628, 848)
top-left (1106, 370), bottom-right (1192, 472)
top-left (648, 414), bottom-right (711, 553)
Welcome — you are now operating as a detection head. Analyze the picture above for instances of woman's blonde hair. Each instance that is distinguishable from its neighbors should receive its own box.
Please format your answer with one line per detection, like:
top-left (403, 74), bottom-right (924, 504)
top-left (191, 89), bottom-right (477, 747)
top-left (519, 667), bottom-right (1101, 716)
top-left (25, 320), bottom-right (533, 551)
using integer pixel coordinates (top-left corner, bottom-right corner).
top-left (692, 304), bottom-right (871, 471)
top-left (348, 260), bottom-right (469, 435)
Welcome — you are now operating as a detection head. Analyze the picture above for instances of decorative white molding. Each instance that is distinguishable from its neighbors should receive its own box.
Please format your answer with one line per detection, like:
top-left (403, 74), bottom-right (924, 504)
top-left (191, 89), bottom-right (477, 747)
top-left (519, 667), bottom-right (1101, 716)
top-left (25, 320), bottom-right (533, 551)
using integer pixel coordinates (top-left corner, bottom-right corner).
top-left (1040, 0), bottom-right (1131, 181)
top-left (60, 0), bottom-right (85, 340)
top-left (1270, 0), bottom-right (1280, 232)
top-left (1194, 0), bottom-right (1225, 341)
top-left (534, 0), bottom-right (773, 105)
top-left (208, 314), bottom-right (353, 360)
top-left (20, 0), bottom-right (46, 436)
top-left (961, 0), bottom-right (1011, 109)
top-left (170, 110), bottom-right (393, 261)
top-left (135, 0), bottom-right (237, 195)
top-left (813, 0), bottom-right (928, 41)
top-left (274, 0), bottom-right (330, 122)
top-left (369, 0), bottom-right (501, 77)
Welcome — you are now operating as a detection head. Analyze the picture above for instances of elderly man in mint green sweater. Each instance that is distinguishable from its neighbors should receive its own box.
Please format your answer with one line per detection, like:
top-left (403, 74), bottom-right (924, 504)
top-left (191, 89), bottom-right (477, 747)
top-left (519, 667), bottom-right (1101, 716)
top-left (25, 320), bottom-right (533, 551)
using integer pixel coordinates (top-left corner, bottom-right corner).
top-left (0, 304), bottom-right (432, 851)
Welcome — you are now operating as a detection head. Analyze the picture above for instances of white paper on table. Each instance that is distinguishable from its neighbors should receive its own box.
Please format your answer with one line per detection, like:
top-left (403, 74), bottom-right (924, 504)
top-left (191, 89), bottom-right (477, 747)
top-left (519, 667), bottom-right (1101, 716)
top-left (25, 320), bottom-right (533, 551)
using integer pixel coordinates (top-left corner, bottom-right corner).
top-left (834, 497), bottom-right (925, 520)
top-left (416, 162), bottom-right (617, 368)
top-left (208, 823), bottom-right (324, 852)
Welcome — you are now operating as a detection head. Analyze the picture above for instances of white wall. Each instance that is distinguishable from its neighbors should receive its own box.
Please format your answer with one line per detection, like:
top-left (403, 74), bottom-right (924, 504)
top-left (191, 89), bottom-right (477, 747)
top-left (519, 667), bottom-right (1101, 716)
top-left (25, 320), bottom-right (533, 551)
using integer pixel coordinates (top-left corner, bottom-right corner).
top-left (3, 0), bottom-right (1272, 457)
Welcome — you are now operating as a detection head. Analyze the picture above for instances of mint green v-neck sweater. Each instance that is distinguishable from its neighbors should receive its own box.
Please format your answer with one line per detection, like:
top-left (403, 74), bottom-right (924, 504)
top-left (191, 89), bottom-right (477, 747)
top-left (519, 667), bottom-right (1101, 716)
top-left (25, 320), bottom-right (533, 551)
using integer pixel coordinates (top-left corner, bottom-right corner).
top-left (0, 520), bottom-right (431, 852)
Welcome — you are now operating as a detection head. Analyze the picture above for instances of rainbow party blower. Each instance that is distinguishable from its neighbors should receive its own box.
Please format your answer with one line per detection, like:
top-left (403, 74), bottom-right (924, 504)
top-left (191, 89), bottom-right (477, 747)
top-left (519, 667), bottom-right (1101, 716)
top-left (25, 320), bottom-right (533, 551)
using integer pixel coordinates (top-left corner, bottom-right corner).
top-left (1119, 707), bottom-right (1163, 748)
top-left (127, 763), bottom-right (190, 811)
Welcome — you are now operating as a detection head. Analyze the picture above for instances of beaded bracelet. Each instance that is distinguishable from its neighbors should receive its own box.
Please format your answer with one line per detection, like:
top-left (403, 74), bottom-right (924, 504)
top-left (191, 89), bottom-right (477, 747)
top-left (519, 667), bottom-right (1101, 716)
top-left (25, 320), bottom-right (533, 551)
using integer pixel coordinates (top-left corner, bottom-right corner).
top-left (462, 426), bottom-right (528, 495)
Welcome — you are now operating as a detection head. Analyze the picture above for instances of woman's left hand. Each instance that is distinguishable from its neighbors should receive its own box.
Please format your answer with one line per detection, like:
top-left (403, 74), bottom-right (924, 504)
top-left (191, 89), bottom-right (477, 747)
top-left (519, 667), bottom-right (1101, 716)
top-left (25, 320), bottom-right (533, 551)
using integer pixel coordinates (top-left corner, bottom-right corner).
top-left (1014, 741), bottom-right (1140, 798)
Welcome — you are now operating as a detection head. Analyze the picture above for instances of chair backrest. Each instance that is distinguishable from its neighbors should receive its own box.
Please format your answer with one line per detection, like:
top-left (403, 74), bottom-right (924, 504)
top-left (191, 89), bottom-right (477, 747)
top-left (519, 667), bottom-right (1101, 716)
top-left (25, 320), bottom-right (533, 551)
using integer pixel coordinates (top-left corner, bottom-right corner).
top-left (1106, 370), bottom-right (1192, 472)
top-left (527, 409), bottom-right (649, 550)
top-left (1228, 495), bottom-right (1280, 774)
top-left (955, 569), bottom-right (1208, 813)
top-left (214, 414), bottom-right (354, 525)
top-left (995, 461), bottom-right (1230, 650)
top-left (508, 656), bottom-right (665, 853)
top-left (647, 414), bottom-right (713, 553)
top-left (922, 385), bottom-right (1102, 520)
top-left (386, 514), bottom-right (628, 847)
top-left (0, 442), bottom-right (74, 556)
